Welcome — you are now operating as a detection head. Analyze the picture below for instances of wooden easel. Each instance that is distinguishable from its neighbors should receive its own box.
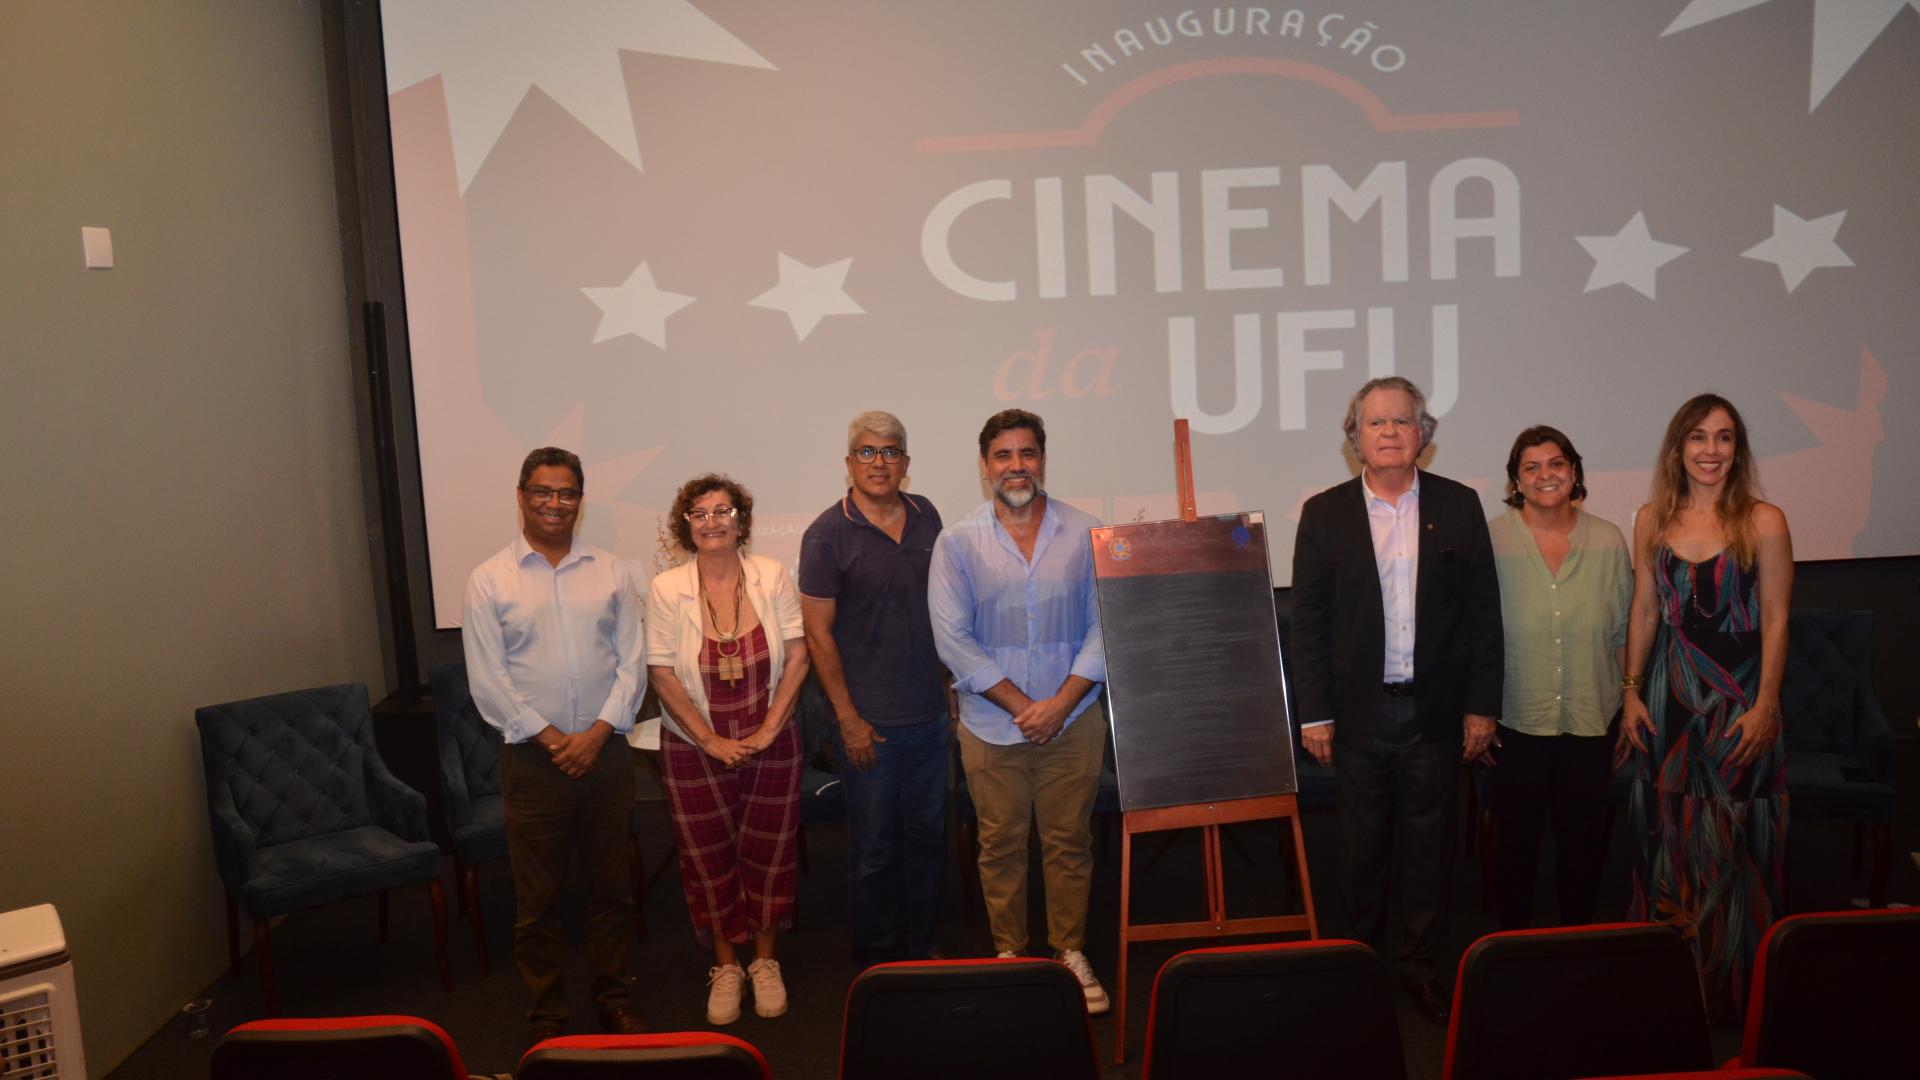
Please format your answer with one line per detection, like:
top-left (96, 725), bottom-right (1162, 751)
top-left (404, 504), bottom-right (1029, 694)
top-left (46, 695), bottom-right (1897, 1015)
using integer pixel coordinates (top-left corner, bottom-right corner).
top-left (1111, 419), bottom-right (1319, 1065)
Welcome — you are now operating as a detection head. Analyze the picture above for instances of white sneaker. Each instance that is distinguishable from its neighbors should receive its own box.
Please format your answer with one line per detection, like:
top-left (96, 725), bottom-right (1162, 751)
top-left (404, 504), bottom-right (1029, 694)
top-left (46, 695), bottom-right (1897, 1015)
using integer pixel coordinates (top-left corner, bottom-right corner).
top-left (706, 963), bottom-right (745, 1025)
top-left (1056, 949), bottom-right (1110, 1015)
top-left (748, 957), bottom-right (788, 1018)
top-left (995, 950), bottom-right (1020, 959)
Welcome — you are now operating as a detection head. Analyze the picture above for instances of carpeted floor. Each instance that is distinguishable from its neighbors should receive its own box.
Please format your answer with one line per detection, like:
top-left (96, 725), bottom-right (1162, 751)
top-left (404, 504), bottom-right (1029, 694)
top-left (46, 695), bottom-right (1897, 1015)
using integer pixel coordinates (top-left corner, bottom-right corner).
top-left (111, 743), bottom-right (1918, 1079)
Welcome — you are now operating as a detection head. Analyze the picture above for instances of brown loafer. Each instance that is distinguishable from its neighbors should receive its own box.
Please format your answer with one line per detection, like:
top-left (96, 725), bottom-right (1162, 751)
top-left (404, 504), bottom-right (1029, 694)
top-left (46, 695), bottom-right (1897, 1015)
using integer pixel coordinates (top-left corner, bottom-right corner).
top-left (599, 1005), bottom-right (648, 1035)
top-left (529, 1018), bottom-right (563, 1047)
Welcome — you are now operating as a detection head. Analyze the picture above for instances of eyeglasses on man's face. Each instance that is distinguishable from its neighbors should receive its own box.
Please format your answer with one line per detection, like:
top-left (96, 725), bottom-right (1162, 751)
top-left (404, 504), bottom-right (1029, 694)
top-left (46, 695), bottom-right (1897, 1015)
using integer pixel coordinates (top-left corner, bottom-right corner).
top-left (851, 446), bottom-right (904, 464)
top-left (685, 506), bottom-right (739, 524)
top-left (523, 485), bottom-right (582, 505)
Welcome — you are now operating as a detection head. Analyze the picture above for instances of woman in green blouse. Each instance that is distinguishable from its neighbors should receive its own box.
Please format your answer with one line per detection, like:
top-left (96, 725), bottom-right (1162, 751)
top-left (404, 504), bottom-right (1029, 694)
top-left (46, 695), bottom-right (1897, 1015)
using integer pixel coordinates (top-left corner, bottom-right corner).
top-left (1486, 426), bottom-right (1633, 928)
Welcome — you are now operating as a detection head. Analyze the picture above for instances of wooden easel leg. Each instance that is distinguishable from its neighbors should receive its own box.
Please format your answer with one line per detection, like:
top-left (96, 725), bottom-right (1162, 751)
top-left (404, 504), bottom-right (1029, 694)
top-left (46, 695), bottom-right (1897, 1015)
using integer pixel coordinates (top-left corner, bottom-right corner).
top-left (1290, 809), bottom-right (1320, 937)
top-left (1115, 826), bottom-right (1133, 1066)
top-left (1203, 825), bottom-right (1226, 926)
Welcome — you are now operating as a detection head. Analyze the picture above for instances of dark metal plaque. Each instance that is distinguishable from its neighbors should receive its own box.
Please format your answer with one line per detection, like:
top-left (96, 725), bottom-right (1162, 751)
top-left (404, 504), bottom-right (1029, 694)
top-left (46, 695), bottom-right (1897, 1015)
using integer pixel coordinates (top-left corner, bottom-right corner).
top-left (1091, 512), bottom-right (1296, 811)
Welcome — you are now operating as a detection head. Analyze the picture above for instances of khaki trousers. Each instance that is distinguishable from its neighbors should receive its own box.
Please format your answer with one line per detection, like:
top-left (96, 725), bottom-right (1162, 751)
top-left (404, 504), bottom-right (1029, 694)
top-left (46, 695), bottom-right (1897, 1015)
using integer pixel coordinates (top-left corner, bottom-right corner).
top-left (957, 699), bottom-right (1107, 954)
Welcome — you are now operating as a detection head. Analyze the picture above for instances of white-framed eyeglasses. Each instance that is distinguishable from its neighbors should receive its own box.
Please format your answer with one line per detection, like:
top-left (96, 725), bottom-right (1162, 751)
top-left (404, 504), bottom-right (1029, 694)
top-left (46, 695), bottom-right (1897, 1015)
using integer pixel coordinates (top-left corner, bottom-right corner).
top-left (851, 446), bottom-right (904, 463)
top-left (685, 506), bottom-right (738, 524)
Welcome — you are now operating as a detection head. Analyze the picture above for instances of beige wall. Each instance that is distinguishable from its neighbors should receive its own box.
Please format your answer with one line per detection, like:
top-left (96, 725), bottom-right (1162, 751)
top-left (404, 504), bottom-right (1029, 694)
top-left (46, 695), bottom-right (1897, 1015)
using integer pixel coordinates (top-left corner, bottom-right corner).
top-left (0, 2), bottom-right (382, 1073)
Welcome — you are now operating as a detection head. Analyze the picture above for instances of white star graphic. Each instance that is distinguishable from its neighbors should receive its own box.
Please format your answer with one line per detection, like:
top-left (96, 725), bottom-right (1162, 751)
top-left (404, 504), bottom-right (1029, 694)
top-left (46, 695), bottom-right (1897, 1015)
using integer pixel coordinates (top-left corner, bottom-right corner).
top-left (383, 0), bottom-right (774, 190)
top-left (749, 254), bottom-right (866, 341)
top-left (582, 261), bottom-right (696, 348)
top-left (1665, 0), bottom-right (1920, 110)
top-left (1742, 205), bottom-right (1854, 292)
top-left (1575, 212), bottom-right (1689, 300)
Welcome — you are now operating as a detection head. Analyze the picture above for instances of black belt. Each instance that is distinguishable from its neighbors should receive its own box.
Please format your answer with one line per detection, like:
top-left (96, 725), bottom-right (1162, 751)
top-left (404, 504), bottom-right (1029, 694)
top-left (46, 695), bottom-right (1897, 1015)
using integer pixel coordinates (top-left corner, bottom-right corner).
top-left (1381, 681), bottom-right (1416, 698)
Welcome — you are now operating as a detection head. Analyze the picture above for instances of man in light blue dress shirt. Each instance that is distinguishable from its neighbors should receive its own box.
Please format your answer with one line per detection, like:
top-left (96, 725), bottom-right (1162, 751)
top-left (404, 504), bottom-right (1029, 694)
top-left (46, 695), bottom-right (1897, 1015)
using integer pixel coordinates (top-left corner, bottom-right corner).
top-left (463, 447), bottom-right (647, 1043)
top-left (929, 409), bottom-right (1111, 1014)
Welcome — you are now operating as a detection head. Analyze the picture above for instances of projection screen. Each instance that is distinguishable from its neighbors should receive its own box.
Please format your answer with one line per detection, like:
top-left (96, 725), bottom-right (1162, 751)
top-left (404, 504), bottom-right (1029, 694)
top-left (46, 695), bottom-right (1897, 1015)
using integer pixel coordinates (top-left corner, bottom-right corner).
top-left (373, 1), bottom-right (1920, 627)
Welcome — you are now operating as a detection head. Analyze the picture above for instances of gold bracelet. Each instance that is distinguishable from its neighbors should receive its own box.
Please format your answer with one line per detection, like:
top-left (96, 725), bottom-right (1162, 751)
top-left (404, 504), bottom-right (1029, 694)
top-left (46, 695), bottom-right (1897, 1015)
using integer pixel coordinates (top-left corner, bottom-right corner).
top-left (1621, 674), bottom-right (1643, 690)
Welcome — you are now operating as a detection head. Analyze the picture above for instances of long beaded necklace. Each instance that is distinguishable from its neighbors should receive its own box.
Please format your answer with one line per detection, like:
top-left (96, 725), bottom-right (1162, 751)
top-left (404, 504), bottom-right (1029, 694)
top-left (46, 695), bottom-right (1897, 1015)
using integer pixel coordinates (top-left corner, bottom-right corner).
top-left (701, 569), bottom-right (746, 684)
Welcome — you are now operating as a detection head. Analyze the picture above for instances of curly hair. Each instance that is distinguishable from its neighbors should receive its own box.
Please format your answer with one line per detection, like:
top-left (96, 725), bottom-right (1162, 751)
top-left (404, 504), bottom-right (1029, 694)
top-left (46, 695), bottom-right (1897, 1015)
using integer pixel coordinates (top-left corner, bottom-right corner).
top-left (666, 473), bottom-right (754, 553)
top-left (1503, 425), bottom-right (1588, 508)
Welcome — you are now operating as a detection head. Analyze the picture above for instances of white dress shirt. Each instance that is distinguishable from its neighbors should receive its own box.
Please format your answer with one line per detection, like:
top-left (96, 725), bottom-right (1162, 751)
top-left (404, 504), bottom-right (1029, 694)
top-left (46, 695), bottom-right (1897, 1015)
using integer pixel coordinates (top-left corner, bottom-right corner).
top-left (462, 535), bottom-right (645, 745)
top-left (1363, 469), bottom-right (1420, 684)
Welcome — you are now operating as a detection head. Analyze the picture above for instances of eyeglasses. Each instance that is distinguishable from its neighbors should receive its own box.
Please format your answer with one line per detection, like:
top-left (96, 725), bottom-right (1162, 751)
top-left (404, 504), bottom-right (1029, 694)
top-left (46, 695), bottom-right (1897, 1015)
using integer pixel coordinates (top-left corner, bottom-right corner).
top-left (685, 506), bottom-right (738, 524)
top-left (851, 446), bottom-right (904, 463)
top-left (523, 485), bottom-right (582, 505)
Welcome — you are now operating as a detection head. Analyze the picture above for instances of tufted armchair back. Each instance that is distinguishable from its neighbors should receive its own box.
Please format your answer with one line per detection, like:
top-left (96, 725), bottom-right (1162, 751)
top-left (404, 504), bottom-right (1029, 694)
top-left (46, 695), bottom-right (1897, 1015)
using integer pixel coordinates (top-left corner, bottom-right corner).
top-left (1780, 609), bottom-right (1883, 764)
top-left (196, 683), bottom-right (429, 890)
top-left (429, 662), bottom-right (501, 833)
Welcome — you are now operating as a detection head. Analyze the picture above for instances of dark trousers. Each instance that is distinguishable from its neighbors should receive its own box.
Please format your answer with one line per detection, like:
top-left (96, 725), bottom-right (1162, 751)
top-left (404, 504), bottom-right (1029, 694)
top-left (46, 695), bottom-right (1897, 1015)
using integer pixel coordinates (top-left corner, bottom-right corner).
top-left (840, 716), bottom-right (949, 966)
top-left (1489, 725), bottom-right (1611, 930)
top-left (1334, 693), bottom-right (1458, 982)
top-left (502, 734), bottom-right (636, 1022)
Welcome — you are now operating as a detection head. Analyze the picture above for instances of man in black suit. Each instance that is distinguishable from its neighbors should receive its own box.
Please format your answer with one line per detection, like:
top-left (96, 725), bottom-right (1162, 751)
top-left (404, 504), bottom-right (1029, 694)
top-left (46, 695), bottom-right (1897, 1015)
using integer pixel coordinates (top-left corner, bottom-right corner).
top-left (1290, 376), bottom-right (1502, 1024)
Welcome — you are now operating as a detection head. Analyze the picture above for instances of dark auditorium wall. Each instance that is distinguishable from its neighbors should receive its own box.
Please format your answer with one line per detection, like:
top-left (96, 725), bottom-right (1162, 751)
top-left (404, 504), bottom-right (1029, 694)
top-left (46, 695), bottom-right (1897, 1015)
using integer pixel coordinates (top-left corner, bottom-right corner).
top-left (0, 2), bottom-right (382, 1073)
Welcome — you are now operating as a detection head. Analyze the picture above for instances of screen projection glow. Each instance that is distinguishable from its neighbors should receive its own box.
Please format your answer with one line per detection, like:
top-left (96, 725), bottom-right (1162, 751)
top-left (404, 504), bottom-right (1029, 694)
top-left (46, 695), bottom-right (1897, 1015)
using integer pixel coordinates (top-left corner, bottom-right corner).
top-left (378, 1), bottom-right (1920, 626)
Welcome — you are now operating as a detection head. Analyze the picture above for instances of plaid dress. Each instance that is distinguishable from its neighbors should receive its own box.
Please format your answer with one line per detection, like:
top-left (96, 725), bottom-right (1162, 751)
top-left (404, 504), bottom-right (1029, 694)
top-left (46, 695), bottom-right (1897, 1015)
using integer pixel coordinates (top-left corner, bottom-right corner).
top-left (661, 624), bottom-right (802, 945)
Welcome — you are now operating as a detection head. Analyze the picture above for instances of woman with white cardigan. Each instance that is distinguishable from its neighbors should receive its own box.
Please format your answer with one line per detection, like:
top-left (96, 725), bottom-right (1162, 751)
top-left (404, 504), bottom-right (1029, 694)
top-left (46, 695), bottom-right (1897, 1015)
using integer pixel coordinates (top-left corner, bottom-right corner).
top-left (646, 473), bottom-right (809, 1026)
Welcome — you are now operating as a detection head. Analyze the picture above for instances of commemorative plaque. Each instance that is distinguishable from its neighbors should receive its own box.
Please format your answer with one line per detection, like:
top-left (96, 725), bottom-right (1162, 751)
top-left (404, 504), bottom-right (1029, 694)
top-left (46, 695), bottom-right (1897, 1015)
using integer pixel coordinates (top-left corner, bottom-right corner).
top-left (1091, 511), bottom-right (1296, 811)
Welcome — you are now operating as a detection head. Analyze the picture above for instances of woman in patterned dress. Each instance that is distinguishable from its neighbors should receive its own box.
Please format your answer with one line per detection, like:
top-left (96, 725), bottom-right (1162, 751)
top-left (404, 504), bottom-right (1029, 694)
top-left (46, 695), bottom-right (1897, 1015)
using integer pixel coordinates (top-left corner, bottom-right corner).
top-left (647, 474), bottom-right (810, 1026)
top-left (1620, 394), bottom-right (1794, 1020)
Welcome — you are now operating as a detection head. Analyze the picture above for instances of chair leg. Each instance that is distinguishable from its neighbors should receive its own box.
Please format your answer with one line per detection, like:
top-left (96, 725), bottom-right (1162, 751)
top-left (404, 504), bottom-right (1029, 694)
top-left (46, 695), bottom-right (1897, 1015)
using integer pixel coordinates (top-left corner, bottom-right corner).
top-left (1871, 823), bottom-right (1891, 909)
top-left (378, 888), bottom-right (390, 943)
top-left (254, 919), bottom-right (279, 1017)
top-left (427, 880), bottom-right (453, 992)
top-left (454, 858), bottom-right (470, 920)
top-left (225, 894), bottom-right (242, 978)
top-left (627, 836), bottom-right (649, 944)
top-left (462, 863), bottom-right (488, 978)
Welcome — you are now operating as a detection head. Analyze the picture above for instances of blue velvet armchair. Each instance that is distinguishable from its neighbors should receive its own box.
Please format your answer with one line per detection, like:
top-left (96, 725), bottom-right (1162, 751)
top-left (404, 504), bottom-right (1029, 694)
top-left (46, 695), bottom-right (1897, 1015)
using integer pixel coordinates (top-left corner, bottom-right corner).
top-left (196, 683), bottom-right (451, 1014)
top-left (429, 661), bottom-right (647, 975)
top-left (1779, 608), bottom-right (1895, 907)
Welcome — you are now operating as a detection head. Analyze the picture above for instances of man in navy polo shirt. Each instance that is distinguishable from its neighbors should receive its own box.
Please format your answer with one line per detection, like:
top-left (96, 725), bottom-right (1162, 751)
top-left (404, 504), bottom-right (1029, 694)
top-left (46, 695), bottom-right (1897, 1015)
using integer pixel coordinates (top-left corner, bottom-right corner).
top-left (799, 410), bottom-right (949, 966)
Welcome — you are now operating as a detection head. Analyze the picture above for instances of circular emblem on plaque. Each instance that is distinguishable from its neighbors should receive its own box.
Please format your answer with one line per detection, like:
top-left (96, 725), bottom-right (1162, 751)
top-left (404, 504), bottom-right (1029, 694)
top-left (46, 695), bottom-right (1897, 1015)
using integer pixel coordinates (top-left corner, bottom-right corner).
top-left (1108, 537), bottom-right (1132, 561)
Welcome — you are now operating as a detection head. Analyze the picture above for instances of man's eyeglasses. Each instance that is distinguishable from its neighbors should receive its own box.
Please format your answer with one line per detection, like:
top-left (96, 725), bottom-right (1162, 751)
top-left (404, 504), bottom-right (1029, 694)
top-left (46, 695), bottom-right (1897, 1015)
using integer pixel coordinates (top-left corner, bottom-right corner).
top-left (851, 446), bottom-right (904, 464)
top-left (685, 506), bottom-right (738, 524)
top-left (523, 485), bottom-right (582, 505)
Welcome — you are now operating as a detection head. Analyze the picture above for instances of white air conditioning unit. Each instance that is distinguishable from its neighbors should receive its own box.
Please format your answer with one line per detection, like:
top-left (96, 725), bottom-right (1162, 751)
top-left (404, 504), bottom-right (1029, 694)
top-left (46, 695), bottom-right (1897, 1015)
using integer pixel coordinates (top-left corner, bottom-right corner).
top-left (0, 905), bottom-right (84, 1080)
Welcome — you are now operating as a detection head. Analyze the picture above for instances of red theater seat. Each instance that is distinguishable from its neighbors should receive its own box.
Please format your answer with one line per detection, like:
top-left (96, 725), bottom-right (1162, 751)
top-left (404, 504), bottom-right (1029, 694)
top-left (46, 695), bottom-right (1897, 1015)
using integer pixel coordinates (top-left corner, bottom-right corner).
top-left (1142, 939), bottom-right (1404, 1080)
top-left (519, 1032), bottom-right (772, 1079)
top-left (839, 957), bottom-right (1097, 1080)
top-left (210, 1014), bottom-right (469, 1079)
top-left (1737, 907), bottom-right (1920, 1080)
top-left (1443, 923), bottom-right (1711, 1080)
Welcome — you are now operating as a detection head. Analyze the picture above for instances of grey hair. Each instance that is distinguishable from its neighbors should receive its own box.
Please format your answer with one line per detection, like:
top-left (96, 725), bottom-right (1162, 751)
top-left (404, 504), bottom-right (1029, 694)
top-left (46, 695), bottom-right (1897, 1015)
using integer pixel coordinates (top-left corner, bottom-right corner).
top-left (847, 410), bottom-right (907, 452)
top-left (1341, 377), bottom-right (1438, 450)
